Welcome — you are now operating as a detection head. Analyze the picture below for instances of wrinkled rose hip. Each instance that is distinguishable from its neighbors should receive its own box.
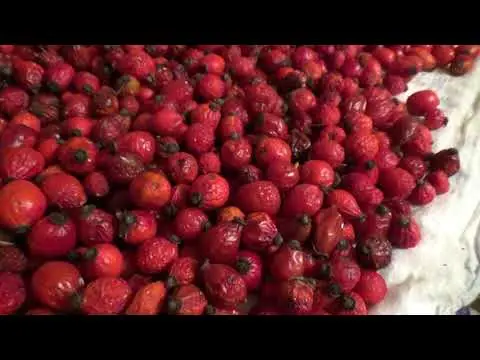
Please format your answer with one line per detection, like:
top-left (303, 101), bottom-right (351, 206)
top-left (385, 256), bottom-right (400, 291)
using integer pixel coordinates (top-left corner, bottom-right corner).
top-left (0, 44), bottom-right (468, 315)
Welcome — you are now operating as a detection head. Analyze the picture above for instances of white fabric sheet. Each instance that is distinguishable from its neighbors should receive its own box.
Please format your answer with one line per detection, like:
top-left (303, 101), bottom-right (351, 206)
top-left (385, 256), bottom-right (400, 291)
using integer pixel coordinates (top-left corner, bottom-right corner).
top-left (371, 62), bottom-right (480, 315)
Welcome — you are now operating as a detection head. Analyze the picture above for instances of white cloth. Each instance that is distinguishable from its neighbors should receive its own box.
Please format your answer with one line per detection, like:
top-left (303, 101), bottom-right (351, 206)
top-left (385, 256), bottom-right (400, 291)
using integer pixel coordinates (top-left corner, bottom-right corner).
top-left (371, 62), bottom-right (480, 315)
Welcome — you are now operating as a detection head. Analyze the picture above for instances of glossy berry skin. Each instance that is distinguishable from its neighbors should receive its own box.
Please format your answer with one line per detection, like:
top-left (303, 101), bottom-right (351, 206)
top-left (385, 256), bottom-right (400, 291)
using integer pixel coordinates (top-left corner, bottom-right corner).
top-left (0, 180), bottom-right (47, 232)
top-left (40, 172), bottom-right (87, 209)
top-left (406, 90), bottom-right (440, 116)
top-left (80, 277), bottom-right (132, 315)
top-left (220, 138), bottom-right (252, 170)
top-left (125, 281), bottom-right (167, 315)
top-left (79, 244), bottom-right (125, 280)
top-left (312, 207), bottom-right (344, 256)
top-left (136, 236), bottom-right (179, 274)
top-left (241, 212), bottom-right (280, 253)
top-left (356, 235), bottom-right (393, 270)
top-left (189, 173), bottom-right (230, 210)
top-left (28, 212), bottom-right (77, 258)
top-left (199, 221), bottom-right (242, 265)
top-left (254, 136), bottom-right (292, 169)
top-left (83, 172), bottom-right (110, 198)
top-left (166, 152), bottom-right (199, 184)
top-left (235, 250), bottom-right (263, 291)
top-left (300, 160), bottom-right (335, 188)
top-left (379, 167), bottom-right (416, 200)
top-left (235, 181), bottom-right (281, 216)
top-left (202, 263), bottom-right (247, 309)
top-left (172, 207), bottom-right (210, 244)
top-left (282, 184), bottom-right (323, 217)
top-left (0, 247), bottom-right (27, 273)
top-left (277, 278), bottom-right (315, 315)
top-left (409, 181), bottom-right (436, 206)
top-left (335, 292), bottom-right (367, 315)
top-left (389, 216), bottom-right (421, 249)
top-left (427, 170), bottom-right (450, 194)
top-left (120, 210), bottom-right (157, 245)
top-left (167, 284), bottom-right (207, 315)
top-left (430, 148), bottom-right (460, 177)
top-left (354, 270), bottom-right (387, 306)
top-left (31, 261), bottom-right (84, 312)
top-left (76, 206), bottom-right (116, 246)
top-left (265, 161), bottom-right (300, 191)
top-left (0, 272), bottom-right (26, 315)
top-left (0, 147), bottom-right (45, 181)
top-left (129, 171), bottom-right (172, 210)
top-left (269, 241), bottom-right (305, 281)
top-left (167, 256), bottom-right (199, 288)
top-left (329, 256), bottom-right (361, 292)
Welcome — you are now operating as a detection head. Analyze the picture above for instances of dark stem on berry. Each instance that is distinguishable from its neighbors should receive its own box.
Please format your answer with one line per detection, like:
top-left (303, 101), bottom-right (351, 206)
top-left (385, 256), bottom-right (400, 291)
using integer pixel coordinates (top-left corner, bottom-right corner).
top-left (288, 240), bottom-right (302, 250)
top-left (298, 214), bottom-right (311, 226)
top-left (67, 250), bottom-right (80, 262)
top-left (47, 81), bottom-right (60, 93)
top-left (166, 276), bottom-right (177, 290)
top-left (70, 292), bottom-right (83, 310)
top-left (168, 234), bottom-right (181, 245)
top-left (359, 244), bottom-right (370, 256)
top-left (164, 142), bottom-right (180, 154)
top-left (327, 283), bottom-right (342, 298)
top-left (205, 305), bottom-right (216, 315)
top-left (15, 226), bottom-right (30, 235)
top-left (119, 108), bottom-right (130, 116)
top-left (82, 84), bottom-right (93, 94)
top-left (336, 239), bottom-right (349, 250)
top-left (190, 192), bottom-right (203, 206)
top-left (233, 217), bottom-right (247, 226)
top-left (163, 204), bottom-right (177, 219)
top-left (124, 212), bottom-right (137, 225)
top-left (202, 221), bottom-right (211, 232)
top-left (342, 295), bottom-right (356, 310)
top-left (273, 233), bottom-right (284, 246)
top-left (365, 160), bottom-right (376, 170)
top-left (74, 149), bottom-right (88, 163)
top-left (48, 212), bottom-right (67, 226)
top-left (83, 247), bottom-right (98, 261)
top-left (398, 217), bottom-right (410, 227)
top-left (236, 258), bottom-right (251, 275)
top-left (318, 263), bottom-right (331, 280)
top-left (376, 204), bottom-right (389, 216)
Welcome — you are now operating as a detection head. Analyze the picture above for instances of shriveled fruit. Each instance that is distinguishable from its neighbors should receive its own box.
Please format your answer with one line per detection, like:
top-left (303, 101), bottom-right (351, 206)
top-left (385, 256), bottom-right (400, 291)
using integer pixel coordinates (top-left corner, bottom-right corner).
top-left (202, 263), bottom-right (247, 309)
top-left (0, 180), bottom-right (47, 232)
top-left (31, 261), bottom-right (84, 312)
top-left (199, 221), bottom-right (242, 265)
top-left (28, 212), bottom-right (77, 258)
top-left (136, 236), bottom-right (180, 274)
top-left (80, 277), bottom-right (132, 315)
top-left (190, 173), bottom-right (230, 210)
top-left (235, 181), bottom-right (281, 216)
top-left (167, 284), bottom-right (207, 315)
top-left (356, 235), bottom-right (393, 270)
top-left (125, 281), bottom-right (166, 315)
top-left (354, 270), bottom-right (387, 306)
top-left (0, 272), bottom-right (26, 315)
top-left (269, 241), bottom-right (305, 281)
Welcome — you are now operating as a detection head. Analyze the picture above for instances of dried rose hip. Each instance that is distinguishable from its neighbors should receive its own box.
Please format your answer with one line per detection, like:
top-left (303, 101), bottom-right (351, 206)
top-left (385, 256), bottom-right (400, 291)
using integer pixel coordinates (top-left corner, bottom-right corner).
top-left (189, 173), bottom-right (230, 210)
top-left (0, 180), bottom-right (47, 232)
top-left (0, 44), bottom-right (469, 316)
top-left (235, 180), bottom-right (281, 216)
top-left (129, 171), bottom-right (172, 210)
top-left (202, 263), bottom-right (247, 309)
top-left (31, 261), bottom-right (84, 312)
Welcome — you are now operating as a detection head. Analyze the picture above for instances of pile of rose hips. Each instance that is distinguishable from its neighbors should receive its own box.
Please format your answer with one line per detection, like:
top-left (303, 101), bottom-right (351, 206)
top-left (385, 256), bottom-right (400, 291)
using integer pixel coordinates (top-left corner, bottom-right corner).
top-left (0, 45), bottom-right (474, 315)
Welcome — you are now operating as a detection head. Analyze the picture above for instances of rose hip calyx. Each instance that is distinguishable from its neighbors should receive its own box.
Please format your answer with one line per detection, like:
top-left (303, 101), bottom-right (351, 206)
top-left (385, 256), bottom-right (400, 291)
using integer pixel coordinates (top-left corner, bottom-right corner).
top-left (48, 212), bottom-right (68, 225)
